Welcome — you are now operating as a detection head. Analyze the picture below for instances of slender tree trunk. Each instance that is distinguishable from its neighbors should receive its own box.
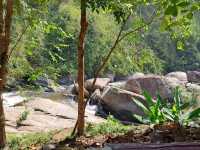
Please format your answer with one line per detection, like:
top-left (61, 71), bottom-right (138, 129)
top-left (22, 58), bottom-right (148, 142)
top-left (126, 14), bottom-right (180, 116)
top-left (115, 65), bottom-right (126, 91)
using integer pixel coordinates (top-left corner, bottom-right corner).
top-left (0, 59), bottom-right (7, 148)
top-left (0, 0), bottom-right (6, 147)
top-left (77, 0), bottom-right (88, 136)
top-left (0, 0), bottom-right (13, 147)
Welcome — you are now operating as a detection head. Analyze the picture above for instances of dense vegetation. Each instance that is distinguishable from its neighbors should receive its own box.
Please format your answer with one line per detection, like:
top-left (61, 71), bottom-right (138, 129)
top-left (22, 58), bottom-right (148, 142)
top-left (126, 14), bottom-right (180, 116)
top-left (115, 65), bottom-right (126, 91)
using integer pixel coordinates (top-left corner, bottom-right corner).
top-left (9, 0), bottom-right (200, 84)
top-left (0, 0), bottom-right (200, 148)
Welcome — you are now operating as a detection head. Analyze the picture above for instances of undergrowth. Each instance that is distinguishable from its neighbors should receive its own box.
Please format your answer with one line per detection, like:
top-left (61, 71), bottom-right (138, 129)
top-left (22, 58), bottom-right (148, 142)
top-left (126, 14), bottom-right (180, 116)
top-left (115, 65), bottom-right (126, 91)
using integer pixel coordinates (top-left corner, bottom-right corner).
top-left (7, 132), bottom-right (54, 150)
top-left (85, 116), bottom-right (132, 136)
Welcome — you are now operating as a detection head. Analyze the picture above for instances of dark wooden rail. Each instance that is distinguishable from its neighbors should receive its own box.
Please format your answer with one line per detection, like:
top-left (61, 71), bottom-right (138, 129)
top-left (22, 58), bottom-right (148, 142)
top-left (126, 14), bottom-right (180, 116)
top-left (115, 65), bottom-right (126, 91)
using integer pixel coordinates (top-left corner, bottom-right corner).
top-left (107, 142), bottom-right (200, 150)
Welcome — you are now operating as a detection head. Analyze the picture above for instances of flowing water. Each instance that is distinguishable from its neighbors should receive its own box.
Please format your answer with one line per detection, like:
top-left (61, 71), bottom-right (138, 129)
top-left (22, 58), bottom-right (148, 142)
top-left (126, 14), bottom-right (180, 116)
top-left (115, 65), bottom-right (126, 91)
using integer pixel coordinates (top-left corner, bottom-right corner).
top-left (3, 91), bottom-right (97, 118)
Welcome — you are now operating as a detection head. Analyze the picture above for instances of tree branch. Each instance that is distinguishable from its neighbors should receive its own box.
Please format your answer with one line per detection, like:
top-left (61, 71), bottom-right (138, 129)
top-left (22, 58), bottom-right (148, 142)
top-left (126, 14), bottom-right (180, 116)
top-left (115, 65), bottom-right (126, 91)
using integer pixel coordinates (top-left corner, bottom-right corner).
top-left (8, 24), bottom-right (29, 59)
top-left (92, 12), bottom-right (156, 89)
top-left (118, 19), bottom-right (155, 44)
top-left (91, 13), bottom-right (131, 89)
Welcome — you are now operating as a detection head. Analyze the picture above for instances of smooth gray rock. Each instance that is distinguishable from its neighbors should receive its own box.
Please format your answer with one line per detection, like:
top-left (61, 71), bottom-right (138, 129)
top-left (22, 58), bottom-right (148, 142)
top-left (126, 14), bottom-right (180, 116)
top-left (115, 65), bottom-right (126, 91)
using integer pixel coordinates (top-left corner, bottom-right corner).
top-left (187, 71), bottom-right (200, 83)
top-left (85, 78), bottom-right (111, 91)
top-left (101, 86), bottom-right (147, 122)
top-left (166, 72), bottom-right (188, 83)
top-left (124, 75), bottom-right (172, 100)
top-left (5, 96), bottom-right (105, 133)
top-left (3, 92), bottom-right (25, 107)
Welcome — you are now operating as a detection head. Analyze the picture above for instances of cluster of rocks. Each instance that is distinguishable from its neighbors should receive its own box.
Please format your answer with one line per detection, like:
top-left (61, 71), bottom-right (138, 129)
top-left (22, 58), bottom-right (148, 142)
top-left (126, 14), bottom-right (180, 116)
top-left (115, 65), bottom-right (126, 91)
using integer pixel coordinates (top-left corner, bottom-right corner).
top-left (3, 71), bottom-right (200, 133)
top-left (6, 76), bottom-right (68, 93)
top-left (69, 71), bottom-right (200, 122)
top-left (4, 95), bottom-right (104, 133)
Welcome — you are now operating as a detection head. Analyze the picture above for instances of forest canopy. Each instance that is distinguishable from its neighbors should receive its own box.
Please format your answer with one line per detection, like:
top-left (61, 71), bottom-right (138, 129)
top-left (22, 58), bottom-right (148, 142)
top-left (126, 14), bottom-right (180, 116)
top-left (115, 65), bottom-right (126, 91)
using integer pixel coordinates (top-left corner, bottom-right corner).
top-left (8, 0), bottom-right (200, 82)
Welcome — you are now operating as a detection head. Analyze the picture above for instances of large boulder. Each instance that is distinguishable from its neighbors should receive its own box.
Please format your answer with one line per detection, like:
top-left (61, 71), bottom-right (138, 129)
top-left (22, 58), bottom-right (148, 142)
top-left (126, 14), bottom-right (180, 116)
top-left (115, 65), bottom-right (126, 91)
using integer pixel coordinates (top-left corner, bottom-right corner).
top-left (5, 96), bottom-right (105, 133)
top-left (58, 74), bottom-right (74, 86)
top-left (108, 81), bottom-right (126, 89)
top-left (35, 76), bottom-right (52, 87)
top-left (165, 72), bottom-right (188, 84)
top-left (90, 89), bottom-right (101, 105)
top-left (187, 71), bottom-right (200, 83)
top-left (186, 83), bottom-right (200, 93)
top-left (3, 92), bottom-right (25, 107)
top-left (71, 83), bottom-right (90, 98)
top-left (124, 79), bottom-right (142, 94)
top-left (26, 98), bottom-right (78, 119)
top-left (164, 77), bottom-right (186, 89)
top-left (85, 78), bottom-right (111, 91)
top-left (113, 73), bottom-right (145, 82)
top-left (124, 73), bottom-right (145, 93)
top-left (35, 76), bottom-right (66, 93)
top-left (101, 86), bottom-right (147, 122)
top-left (114, 74), bottom-right (129, 81)
top-left (128, 72), bottom-right (145, 79)
top-left (124, 75), bottom-right (172, 100)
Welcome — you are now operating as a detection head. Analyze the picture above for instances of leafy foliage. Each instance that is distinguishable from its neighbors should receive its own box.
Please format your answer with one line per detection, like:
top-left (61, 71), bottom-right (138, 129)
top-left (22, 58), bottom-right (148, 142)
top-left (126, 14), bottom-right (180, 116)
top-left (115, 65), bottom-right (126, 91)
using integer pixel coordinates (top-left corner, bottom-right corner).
top-left (8, 0), bottom-right (200, 85)
top-left (134, 88), bottom-right (200, 126)
top-left (86, 115), bottom-right (131, 136)
top-left (16, 110), bottom-right (29, 127)
top-left (133, 91), bottom-right (165, 124)
top-left (163, 87), bottom-right (200, 125)
top-left (7, 132), bottom-right (53, 150)
top-left (9, 0), bottom-right (166, 83)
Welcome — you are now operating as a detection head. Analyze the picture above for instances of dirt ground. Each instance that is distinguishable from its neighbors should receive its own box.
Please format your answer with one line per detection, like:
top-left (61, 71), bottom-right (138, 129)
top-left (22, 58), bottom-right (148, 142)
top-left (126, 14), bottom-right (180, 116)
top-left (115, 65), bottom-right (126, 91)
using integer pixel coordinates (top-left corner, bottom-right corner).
top-left (53, 124), bottom-right (200, 150)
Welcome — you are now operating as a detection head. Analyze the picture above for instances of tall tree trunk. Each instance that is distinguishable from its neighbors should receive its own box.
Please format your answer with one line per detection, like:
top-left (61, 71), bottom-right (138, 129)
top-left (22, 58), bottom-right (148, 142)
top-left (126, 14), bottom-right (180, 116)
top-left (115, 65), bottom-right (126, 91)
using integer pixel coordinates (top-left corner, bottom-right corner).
top-left (0, 0), bottom-right (13, 147)
top-left (77, 0), bottom-right (88, 136)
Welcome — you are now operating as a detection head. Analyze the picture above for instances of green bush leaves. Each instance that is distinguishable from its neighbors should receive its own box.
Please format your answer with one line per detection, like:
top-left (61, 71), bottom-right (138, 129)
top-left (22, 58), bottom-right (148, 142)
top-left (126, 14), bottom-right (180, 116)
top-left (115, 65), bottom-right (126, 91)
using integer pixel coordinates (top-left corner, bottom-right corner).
top-left (133, 87), bottom-right (200, 126)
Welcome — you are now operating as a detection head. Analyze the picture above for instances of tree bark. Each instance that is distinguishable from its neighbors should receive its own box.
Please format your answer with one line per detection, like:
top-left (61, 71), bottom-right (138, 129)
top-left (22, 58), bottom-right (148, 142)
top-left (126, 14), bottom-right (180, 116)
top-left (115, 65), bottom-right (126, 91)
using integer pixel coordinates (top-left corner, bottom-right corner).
top-left (0, 0), bottom-right (13, 147)
top-left (77, 0), bottom-right (88, 136)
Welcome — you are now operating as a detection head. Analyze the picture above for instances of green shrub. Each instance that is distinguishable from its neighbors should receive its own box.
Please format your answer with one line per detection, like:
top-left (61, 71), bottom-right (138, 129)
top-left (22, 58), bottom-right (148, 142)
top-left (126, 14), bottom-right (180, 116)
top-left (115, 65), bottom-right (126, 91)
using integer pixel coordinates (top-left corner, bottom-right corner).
top-left (133, 91), bottom-right (165, 124)
top-left (86, 115), bottom-right (131, 136)
top-left (163, 87), bottom-right (200, 126)
top-left (16, 110), bottom-right (29, 127)
top-left (7, 132), bottom-right (53, 150)
top-left (134, 87), bottom-right (200, 126)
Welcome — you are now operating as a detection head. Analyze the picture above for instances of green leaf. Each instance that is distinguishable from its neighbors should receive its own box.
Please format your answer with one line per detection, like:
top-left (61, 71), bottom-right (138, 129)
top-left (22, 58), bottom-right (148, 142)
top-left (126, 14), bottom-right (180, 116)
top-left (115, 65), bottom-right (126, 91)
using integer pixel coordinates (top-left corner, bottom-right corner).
top-left (186, 12), bottom-right (193, 20)
top-left (177, 1), bottom-right (190, 7)
top-left (173, 87), bottom-right (181, 112)
top-left (191, 3), bottom-right (200, 11)
top-left (162, 108), bottom-right (174, 121)
top-left (160, 16), bottom-right (171, 31)
top-left (180, 102), bottom-right (190, 110)
top-left (165, 5), bottom-right (178, 17)
top-left (177, 41), bottom-right (184, 50)
top-left (143, 91), bottom-right (154, 106)
top-left (133, 114), bottom-right (149, 124)
top-left (154, 97), bottom-right (161, 116)
top-left (188, 108), bottom-right (200, 120)
top-left (133, 98), bottom-right (149, 113)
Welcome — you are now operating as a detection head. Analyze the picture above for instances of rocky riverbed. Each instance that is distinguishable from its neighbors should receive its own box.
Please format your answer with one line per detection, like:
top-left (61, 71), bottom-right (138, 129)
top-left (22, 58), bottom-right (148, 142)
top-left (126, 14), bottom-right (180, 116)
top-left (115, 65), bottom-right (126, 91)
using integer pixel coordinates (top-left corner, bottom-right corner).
top-left (3, 91), bottom-right (104, 133)
top-left (3, 71), bottom-right (200, 134)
